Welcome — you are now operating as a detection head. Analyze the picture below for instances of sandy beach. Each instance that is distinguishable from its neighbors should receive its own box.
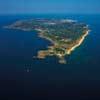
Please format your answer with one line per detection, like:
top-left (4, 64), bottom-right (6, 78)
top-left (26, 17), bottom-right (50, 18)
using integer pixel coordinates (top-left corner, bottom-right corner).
top-left (67, 30), bottom-right (90, 55)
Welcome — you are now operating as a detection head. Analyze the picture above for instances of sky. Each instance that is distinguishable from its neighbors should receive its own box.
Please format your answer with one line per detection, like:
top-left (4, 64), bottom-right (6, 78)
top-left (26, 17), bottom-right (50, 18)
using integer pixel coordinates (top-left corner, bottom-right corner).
top-left (0, 0), bottom-right (100, 14)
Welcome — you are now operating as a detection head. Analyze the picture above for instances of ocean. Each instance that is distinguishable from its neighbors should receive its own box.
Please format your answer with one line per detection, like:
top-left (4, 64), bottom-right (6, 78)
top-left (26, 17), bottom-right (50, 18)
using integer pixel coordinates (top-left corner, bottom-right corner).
top-left (0, 14), bottom-right (100, 99)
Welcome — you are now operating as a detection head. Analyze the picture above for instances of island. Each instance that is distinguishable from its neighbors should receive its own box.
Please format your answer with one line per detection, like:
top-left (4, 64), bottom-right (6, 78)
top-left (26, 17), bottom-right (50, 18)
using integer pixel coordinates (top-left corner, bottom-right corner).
top-left (4, 18), bottom-right (89, 64)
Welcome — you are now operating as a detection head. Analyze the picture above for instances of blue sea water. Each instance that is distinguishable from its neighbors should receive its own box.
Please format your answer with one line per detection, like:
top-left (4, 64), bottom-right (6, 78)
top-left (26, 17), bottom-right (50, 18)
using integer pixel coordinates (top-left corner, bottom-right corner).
top-left (0, 14), bottom-right (100, 99)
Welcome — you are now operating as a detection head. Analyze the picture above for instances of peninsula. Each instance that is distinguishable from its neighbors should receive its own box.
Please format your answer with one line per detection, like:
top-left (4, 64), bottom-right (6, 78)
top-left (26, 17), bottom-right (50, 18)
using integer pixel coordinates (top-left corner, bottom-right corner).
top-left (4, 18), bottom-right (89, 64)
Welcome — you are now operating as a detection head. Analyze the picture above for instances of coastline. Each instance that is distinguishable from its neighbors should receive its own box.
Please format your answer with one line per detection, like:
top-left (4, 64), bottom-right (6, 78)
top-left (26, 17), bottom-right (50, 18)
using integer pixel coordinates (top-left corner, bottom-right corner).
top-left (37, 31), bottom-right (56, 45)
top-left (66, 30), bottom-right (90, 55)
top-left (36, 29), bottom-right (90, 59)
